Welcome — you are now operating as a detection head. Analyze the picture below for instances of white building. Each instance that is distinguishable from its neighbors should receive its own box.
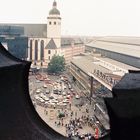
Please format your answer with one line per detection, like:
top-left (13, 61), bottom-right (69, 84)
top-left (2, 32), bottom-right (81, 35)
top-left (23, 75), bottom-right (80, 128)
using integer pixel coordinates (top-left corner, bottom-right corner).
top-left (28, 0), bottom-right (62, 67)
top-left (27, 0), bottom-right (85, 68)
top-left (0, 0), bottom-right (85, 67)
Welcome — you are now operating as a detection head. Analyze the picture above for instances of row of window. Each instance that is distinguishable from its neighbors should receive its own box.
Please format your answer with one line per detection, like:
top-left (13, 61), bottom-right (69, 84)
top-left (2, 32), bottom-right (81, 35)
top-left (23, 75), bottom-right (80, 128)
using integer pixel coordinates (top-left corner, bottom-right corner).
top-left (30, 40), bottom-right (44, 61)
top-left (30, 40), bottom-right (58, 61)
top-left (49, 21), bottom-right (61, 25)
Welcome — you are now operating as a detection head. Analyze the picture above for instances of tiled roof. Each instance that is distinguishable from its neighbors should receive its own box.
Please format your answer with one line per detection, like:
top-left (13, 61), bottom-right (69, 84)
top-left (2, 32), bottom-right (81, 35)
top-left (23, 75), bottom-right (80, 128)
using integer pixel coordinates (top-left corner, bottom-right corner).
top-left (45, 39), bottom-right (57, 49)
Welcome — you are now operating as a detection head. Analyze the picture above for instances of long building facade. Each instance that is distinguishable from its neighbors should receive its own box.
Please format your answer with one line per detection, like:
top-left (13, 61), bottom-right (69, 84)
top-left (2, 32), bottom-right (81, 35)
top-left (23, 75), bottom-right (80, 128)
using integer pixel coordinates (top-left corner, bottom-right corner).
top-left (86, 37), bottom-right (140, 68)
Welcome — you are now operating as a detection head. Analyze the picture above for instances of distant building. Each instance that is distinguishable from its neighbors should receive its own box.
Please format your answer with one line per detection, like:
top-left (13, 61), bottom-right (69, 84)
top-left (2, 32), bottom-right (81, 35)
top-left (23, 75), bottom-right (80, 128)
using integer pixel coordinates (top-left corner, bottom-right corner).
top-left (0, 26), bottom-right (28, 59)
top-left (27, 1), bottom-right (85, 67)
top-left (0, 0), bottom-right (85, 67)
top-left (86, 37), bottom-right (140, 68)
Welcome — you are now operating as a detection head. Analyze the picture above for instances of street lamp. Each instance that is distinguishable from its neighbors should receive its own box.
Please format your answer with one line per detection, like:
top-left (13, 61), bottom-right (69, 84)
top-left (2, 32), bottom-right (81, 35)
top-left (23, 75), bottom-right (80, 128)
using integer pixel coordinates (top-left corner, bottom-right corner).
top-left (41, 57), bottom-right (44, 74)
top-left (88, 72), bottom-right (94, 105)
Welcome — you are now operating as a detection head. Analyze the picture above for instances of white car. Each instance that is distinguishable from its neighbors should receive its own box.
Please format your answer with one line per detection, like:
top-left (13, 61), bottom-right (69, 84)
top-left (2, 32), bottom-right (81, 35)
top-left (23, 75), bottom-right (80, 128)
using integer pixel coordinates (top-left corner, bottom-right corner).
top-left (36, 80), bottom-right (40, 83)
top-left (43, 84), bottom-right (47, 88)
top-left (36, 89), bottom-right (41, 93)
top-left (75, 95), bottom-right (80, 99)
top-left (46, 89), bottom-right (50, 94)
top-left (63, 85), bottom-right (67, 89)
top-left (63, 99), bottom-right (69, 103)
top-left (39, 93), bottom-right (46, 99)
top-left (34, 95), bottom-right (40, 100)
top-left (62, 92), bottom-right (66, 96)
top-left (39, 98), bottom-right (45, 103)
top-left (44, 97), bottom-right (49, 101)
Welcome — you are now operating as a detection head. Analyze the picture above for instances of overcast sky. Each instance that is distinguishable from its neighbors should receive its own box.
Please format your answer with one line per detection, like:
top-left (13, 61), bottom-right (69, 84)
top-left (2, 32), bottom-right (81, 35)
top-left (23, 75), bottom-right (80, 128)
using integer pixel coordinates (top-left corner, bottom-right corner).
top-left (0, 0), bottom-right (140, 36)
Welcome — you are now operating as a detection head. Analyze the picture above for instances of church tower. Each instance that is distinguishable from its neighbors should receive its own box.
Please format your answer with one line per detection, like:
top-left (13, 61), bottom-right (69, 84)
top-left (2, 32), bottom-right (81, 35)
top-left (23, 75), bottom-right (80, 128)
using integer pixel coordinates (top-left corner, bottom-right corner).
top-left (47, 0), bottom-right (61, 48)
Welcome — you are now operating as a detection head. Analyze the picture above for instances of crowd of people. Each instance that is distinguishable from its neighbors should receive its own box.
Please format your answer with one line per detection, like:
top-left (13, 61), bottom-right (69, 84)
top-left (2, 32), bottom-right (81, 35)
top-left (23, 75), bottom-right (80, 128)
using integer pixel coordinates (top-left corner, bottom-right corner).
top-left (65, 116), bottom-right (96, 140)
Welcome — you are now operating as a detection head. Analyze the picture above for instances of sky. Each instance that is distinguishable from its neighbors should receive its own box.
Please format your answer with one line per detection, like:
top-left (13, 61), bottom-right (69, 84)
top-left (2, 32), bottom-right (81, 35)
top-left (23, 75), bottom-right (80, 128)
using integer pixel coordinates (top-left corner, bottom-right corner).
top-left (0, 0), bottom-right (140, 36)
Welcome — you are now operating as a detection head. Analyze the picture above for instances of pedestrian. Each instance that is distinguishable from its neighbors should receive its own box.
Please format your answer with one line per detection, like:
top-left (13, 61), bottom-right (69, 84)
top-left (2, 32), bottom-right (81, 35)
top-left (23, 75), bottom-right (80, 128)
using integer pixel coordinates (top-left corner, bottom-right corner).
top-left (71, 111), bottom-right (73, 117)
top-left (55, 121), bottom-right (57, 126)
top-left (75, 111), bottom-right (77, 117)
top-left (69, 103), bottom-right (71, 110)
top-left (86, 108), bottom-right (89, 113)
top-left (58, 121), bottom-right (61, 126)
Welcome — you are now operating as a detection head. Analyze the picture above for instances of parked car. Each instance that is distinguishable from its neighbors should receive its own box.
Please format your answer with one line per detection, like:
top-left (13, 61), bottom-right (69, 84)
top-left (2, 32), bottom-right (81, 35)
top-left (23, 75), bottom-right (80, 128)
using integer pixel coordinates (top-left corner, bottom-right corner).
top-left (68, 84), bottom-right (72, 89)
top-left (53, 89), bottom-right (59, 94)
top-left (45, 89), bottom-right (50, 94)
top-left (36, 89), bottom-right (41, 93)
top-left (75, 95), bottom-right (80, 99)
top-left (70, 88), bottom-right (74, 92)
top-left (36, 80), bottom-right (40, 83)
top-left (49, 96), bottom-right (54, 99)
top-left (43, 84), bottom-right (47, 88)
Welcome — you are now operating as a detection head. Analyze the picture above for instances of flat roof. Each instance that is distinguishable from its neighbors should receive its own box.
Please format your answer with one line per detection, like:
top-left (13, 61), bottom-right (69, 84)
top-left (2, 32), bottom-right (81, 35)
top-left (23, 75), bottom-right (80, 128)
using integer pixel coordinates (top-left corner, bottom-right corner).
top-left (87, 40), bottom-right (140, 58)
top-left (97, 36), bottom-right (140, 45)
top-left (71, 55), bottom-right (112, 75)
top-left (71, 54), bottom-right (140, 78)
top-left (97, 57), bottom-right (140, 71)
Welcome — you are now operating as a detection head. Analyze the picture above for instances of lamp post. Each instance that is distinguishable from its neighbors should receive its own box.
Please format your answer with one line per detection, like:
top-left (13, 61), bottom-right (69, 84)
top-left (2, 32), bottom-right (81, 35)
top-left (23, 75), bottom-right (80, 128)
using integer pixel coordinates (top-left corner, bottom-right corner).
top-left (88, 72), bottom-right (94, 105)
top-left (41, 57), bottom-right (44, 74)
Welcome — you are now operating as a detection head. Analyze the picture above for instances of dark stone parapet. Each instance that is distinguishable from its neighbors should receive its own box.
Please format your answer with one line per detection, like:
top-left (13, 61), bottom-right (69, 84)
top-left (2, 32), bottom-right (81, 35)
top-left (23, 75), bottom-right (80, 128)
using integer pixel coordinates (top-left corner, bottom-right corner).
top-left (0, 43), bottom-right (66, 140)
top-left (105, 71), bottom-right (140, 140)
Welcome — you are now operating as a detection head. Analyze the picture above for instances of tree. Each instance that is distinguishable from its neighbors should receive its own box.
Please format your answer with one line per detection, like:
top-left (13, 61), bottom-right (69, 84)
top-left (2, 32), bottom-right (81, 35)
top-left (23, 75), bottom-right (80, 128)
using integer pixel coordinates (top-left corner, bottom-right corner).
top-left (47, 55), bottom-right (65, 74)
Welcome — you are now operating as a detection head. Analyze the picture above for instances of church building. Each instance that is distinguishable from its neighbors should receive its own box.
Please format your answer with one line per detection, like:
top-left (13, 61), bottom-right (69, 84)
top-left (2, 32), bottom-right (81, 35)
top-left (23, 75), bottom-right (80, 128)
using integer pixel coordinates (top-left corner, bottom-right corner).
top-left (0, 0), bottom-right (85, 67)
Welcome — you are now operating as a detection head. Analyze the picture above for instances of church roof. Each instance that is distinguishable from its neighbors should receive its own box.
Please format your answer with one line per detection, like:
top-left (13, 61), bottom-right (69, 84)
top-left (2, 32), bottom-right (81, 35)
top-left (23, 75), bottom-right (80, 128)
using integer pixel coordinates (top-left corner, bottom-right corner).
top-left (49, 1), bottom-right (60, 15)
top-left (45, 39), bottom-right (57, 49)
top-left (49, 8), bottom-right (60, 15)
top-left (0, 24), bottom-right (47, 37)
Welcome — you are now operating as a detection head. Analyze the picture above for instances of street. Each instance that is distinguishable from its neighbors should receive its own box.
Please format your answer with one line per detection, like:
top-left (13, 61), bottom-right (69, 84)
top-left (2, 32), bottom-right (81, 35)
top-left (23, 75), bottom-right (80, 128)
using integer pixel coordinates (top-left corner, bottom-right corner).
top-left (29, 71), bottom-right (104, 139)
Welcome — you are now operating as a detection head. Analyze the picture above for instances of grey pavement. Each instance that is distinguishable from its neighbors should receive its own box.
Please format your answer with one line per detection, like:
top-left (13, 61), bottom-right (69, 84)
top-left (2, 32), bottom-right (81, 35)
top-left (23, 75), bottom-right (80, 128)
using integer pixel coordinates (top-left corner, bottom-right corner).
top-left (36, 104), bottom-right (96, 137)
top-left (29, 72), bottom-right (97, 138)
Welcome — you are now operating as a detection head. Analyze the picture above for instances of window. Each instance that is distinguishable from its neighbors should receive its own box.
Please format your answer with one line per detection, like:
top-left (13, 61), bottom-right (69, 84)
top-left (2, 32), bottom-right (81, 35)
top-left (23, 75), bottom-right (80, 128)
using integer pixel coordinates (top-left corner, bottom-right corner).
top-left (48, 56), bottom-right (50, 60)
top-left (48, 50), bottom-right (51, 54)
top-left (54, 21), bottom-right (56, 25)
top-left (40, 40), bottom-right (44, 60)
top-left (49, 21), bottom-right (51, 25)
top-left (35, 40), bottom-right (38, 61)
top-left (30, 40), bottom-right (32, 60)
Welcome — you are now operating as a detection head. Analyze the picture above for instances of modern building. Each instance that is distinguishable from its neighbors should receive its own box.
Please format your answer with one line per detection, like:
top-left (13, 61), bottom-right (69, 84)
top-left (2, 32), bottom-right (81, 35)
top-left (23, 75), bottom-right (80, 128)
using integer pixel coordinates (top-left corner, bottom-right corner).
top-left (69, 52), bottom-right (140, 132)
top-left (70, 52), bottom-right (139, 94)
top-left (0, 25), bottom-right (28, 59)
top-left (86, 36), bottom-right (140, 68)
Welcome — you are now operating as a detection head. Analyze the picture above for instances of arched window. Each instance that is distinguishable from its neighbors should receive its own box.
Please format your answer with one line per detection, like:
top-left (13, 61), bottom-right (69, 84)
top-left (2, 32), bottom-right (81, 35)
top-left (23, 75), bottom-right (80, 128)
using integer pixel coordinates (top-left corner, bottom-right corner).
top-left (49, 21), bottom-right (51, 25)
top-left (35, 40), bottom-right (38, 61)
top-left (30, 40), bottom-right (32, 60)
top-left (54, 21), bottom-right (56, 25)
top-left (48, 50), bottom-right (51, 54)
top-left (40, 40), bottom-right (44, 60)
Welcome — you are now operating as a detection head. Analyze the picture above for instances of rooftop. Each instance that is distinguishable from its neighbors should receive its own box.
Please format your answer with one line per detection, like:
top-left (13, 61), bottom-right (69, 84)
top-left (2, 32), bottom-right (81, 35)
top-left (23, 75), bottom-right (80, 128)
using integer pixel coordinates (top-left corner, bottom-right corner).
top-left (71, 54), bottom-right (140, 79)
top-left (87, 37), bottom-right (140, 58)
top-left (96, 57), bottom-right (140, 71)
top-left (71, 55), bottom-right (112, 75)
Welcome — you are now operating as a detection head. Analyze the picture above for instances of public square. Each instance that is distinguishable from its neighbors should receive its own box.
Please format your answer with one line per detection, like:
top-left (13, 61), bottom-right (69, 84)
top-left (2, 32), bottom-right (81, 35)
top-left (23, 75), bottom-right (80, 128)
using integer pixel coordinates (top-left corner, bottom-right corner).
top-left (29, 71), bottom-right (100, 139)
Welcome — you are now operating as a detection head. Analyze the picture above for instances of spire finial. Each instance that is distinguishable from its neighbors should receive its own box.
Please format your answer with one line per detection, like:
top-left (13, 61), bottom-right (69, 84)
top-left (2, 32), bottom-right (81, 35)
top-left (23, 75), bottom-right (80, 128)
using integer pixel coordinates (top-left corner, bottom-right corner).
top-left (53, 0), bottom-right (57, 8)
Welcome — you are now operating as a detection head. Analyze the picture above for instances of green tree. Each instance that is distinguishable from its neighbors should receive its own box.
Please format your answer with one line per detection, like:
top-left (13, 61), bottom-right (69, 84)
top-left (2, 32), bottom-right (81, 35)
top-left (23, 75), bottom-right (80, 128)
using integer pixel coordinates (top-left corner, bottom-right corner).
top-left (47, 55), bottom-right (65, 74)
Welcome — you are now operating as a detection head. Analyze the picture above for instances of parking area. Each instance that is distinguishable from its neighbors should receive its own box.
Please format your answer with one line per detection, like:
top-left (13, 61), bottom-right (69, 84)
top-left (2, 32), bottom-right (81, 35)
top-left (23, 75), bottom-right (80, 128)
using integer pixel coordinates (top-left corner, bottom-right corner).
top-left (29, 72), bottom-right (107, 139)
